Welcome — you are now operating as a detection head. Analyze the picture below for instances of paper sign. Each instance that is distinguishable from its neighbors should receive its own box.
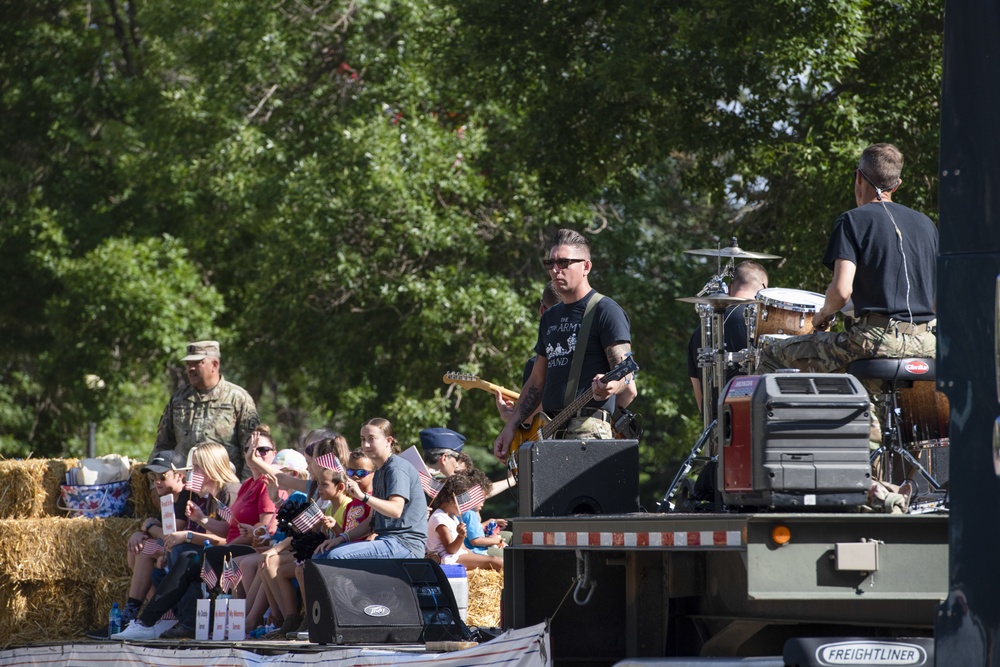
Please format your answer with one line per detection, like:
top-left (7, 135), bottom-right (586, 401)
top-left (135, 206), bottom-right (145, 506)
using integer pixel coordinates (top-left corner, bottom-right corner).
top-left (212, 597), bottom-right (228, 640)
top-left (160, 493), bottom-right (177, 535)
top-left (226, 598), bottom-right (246, 641)
top-left (195, 599), bottom-right (212, 640)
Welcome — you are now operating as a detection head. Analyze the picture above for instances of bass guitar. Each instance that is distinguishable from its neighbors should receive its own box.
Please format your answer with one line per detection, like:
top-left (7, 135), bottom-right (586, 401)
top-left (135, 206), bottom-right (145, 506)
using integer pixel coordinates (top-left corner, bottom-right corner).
top-left (442, 372), bottom-right (520, 401)
top-left (506, 353), bottom-right (639, 474)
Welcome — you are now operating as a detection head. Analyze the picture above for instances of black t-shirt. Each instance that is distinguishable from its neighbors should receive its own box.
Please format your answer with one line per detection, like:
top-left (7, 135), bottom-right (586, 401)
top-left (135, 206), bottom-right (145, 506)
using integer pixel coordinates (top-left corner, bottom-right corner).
top-left (534, 290), bottom-right (632, 413)
top-left (822, 202), bottom-right (937, 322)
top-left (686, 303), bottom-right (752, 382)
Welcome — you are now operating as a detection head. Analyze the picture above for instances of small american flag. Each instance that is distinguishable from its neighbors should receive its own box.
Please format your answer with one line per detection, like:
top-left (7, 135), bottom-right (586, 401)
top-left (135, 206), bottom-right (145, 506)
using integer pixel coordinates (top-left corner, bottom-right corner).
top-left (455, 485), bottom-right (486, 514)
top-left (141, 539), bottom-right (164, 556)
top-left (421, 474), bottom-right (443, 499)
top-left (185, 468), bottom-right (205, 493)
top-left (216, 500), bottom-right (233, 525)
top-left (220, 557), bottom-right (242, 594)
top-left (291, 501), bottom-right (324, 533)
top-left (314, 453), bottom-right (344, 472)
top-left (201, 554), bottom-right (218, 589)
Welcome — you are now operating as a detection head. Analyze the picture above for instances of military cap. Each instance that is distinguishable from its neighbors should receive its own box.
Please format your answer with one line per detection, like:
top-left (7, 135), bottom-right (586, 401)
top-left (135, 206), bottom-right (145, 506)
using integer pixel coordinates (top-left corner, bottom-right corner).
top-left (182, 340), bottom-right (221, 362)
top-left (419, 427), bottom-right (466, 453)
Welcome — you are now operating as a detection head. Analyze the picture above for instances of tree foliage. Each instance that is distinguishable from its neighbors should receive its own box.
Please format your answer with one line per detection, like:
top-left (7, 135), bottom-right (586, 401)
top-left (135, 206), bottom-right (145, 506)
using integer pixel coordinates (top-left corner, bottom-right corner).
top-left (0, 0), bottom-right (943, 507)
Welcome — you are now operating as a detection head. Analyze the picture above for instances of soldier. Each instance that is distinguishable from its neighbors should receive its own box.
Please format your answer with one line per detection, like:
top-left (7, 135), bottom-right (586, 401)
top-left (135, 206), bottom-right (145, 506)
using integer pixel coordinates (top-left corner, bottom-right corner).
top-left (148, 340), bottom-right (260, 478)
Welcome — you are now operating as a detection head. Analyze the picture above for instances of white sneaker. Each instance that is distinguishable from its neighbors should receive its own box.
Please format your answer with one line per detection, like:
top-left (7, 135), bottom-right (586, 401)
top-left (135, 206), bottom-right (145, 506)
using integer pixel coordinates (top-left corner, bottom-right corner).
top-left (111, 620), bottom-right (157, 640)
top-left (153, 618), bottom-right (178, 637)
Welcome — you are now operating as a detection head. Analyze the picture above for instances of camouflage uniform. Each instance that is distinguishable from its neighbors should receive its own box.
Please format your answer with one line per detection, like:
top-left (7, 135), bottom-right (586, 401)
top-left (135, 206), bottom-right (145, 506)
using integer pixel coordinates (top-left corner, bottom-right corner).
top-left (561, 415), bottom-right (614, 440)
top-left (150, 376), bottom-right (260, 478)
top-left (755, 320), bottom-right (936, 374)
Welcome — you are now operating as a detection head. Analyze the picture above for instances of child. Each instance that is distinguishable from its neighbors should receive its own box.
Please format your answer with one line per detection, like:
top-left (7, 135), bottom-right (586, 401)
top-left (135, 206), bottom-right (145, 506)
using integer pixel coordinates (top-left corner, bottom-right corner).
top-left (342, 448), bottom-right (376, 532)
top-left (87, 450), bottom-right (192, 639)
top-left (314, 418), bottom-right (428, 559)
top-left (428, 474), bottom-right (502, 571)
top-left (460, 468), bottom-right (508, 557)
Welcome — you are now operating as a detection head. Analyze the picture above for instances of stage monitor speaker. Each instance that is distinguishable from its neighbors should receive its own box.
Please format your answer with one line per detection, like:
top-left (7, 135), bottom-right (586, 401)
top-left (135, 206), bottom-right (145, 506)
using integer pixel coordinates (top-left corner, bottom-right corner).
top-left (304, 558), bottom-right (467, 645)
top-left (517, 438), bottom-right (639, 517)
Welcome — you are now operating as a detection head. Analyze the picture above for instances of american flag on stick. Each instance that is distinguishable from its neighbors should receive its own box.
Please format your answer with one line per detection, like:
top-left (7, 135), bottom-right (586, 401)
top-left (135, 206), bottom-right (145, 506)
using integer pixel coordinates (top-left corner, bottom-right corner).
top-left (141, 539), bottom-right (164, 556)
top-left (291, 501), bottom-right (324, 533)
top-left (216, 500), bottom-right (233, 525)
top-left (201, 554), bottom-right (218, 589)
top-left (314, 453), bottom-right (344, 472)
top-left (220, 556), bottom-right (243, 594)
top-left (455, 485), bottom-right (487, 514)
top-left (185, 468), bottom-right (205, 493)
top-left (398, 446), bottom-right (441, 499)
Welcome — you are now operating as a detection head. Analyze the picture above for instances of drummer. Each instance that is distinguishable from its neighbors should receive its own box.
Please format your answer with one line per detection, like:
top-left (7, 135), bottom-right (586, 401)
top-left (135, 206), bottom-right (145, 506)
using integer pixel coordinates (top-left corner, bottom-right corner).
top-left (687, 261), bottom-right (769, 411)
top-left (754, 143), bottom-right (937, 376)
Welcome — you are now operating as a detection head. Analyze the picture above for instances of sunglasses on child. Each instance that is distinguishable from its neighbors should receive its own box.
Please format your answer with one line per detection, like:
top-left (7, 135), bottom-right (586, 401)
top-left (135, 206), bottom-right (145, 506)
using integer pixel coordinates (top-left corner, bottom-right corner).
top-left (347, 468), bottom-right (371, 479)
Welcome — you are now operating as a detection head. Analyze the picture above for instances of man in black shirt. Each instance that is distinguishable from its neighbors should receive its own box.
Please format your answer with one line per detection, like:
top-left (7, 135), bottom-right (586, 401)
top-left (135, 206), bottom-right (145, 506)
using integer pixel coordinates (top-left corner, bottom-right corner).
top-left (687, 261), bottom-right (769, 411)
top-left (494, 229), bottom-right (635, 461)
top-left (756, 143), bottom-right (937, 374)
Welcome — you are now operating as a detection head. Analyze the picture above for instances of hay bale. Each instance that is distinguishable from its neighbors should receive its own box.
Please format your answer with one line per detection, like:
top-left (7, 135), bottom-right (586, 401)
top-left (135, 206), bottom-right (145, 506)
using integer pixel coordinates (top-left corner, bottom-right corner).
top-left (129, 463), bottom-right (159, 519)
top-left (0, 459), bottom-right (78, 519)
top-left (467, 567), bottom-right (503, 628)
top-left (0, 518), bottom-right (137, 583)
top-left (0, 577), bottom-right (130, 647)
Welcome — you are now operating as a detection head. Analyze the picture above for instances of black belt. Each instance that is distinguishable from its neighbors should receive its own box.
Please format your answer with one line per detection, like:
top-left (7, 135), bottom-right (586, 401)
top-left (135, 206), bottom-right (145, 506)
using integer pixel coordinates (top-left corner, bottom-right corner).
top-left (856, 313), bottom-right (936, 334)
top-left (574, 408), bottom-right (613, 423)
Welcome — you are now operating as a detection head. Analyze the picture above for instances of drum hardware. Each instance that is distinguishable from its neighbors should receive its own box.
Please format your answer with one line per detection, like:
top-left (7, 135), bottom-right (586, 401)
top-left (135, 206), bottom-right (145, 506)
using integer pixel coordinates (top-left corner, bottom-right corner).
top-left (846, 358), bottom-right (948, 494)
top-left (684, 237), bottom-right (783, 260)
top-left (660, 419), bottom-right (717, 512)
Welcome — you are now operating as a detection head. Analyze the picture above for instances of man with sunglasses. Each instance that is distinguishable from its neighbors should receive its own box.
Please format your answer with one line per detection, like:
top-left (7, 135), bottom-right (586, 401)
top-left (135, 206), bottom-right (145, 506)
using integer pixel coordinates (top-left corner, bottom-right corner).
top-left (419, 427), bottom-right (468, 478)
top-left (148, 340), bottom-right (260, 479)
top-left (755, 143), bottom-right (937, 375)
top-left (494, 229), bottom-right (635, 461)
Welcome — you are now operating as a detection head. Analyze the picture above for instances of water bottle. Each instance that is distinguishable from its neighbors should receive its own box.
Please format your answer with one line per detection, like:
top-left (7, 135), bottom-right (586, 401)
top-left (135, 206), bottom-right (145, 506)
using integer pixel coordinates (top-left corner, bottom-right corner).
top-left (485, 519), bottom-right (498, 536)
top-left (108, 602), bottom-right (122, 635)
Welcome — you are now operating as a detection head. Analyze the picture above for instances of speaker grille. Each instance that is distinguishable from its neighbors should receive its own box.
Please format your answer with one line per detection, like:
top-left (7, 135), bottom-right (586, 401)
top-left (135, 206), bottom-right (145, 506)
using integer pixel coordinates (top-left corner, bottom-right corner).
top-left (775, 376), bottom-right (856, 395)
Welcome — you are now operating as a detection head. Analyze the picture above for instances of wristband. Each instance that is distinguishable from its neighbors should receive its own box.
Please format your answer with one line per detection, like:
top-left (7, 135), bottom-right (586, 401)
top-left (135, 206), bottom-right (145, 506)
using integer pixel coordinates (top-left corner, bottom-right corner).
top-left (186, 531), bottom-right (193, 543)
top-left (342, 533), bottom-right (352, 544)
top-left (362, 492), bottom-right (370, 504)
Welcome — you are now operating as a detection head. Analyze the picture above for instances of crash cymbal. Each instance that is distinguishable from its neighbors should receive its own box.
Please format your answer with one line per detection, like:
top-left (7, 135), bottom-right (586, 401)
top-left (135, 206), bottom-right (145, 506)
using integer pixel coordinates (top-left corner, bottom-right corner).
top-left (684, 246), bottom-right (782, 260)
top-left (677, 295), bottom-right (757, 308)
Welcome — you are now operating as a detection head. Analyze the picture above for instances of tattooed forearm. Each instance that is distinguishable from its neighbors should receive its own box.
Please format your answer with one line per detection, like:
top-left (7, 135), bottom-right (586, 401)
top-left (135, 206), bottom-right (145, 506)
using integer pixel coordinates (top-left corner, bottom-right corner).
top-left (514, 386), bottom-right (541, 424)
top-left (606, 343), bottom-right (632, 366)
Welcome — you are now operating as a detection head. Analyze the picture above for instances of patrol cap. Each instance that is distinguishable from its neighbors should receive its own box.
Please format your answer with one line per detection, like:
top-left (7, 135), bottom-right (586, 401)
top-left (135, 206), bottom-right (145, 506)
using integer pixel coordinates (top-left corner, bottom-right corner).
top-left (419, 427), bottom-right (466, 453)
top-left (182, 340), bottom-right (221, 362)
top-left (142, 450), bottom-right (188, 474)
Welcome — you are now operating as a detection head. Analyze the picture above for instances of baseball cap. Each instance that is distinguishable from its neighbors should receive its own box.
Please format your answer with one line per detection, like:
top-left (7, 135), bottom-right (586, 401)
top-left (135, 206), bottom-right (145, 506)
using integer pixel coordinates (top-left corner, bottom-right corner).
top-left (142, 450), bottom-right (188, 474)
top-left (274, 449), bottom-right (309, 474)
top-left (182, 340), bottom-right (221, 362)
top-left (419, 427), bottom-right (466, 453)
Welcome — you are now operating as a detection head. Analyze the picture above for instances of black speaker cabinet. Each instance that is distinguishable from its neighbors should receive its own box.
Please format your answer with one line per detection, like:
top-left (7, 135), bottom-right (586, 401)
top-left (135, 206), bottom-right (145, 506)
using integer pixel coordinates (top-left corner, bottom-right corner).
top-left (304, 558), bottom-right (466, 645)
top-left (517, 439), bottom-right (639, 517)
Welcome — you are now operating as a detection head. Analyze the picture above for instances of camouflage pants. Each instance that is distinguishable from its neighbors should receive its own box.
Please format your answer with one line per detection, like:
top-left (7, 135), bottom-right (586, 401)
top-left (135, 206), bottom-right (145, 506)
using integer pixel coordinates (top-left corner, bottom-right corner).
top-left (559, 415), bottom-right (614, 440)
top-left (755, 323), bottom-right (937, 450)
top-left (755, 323), bottom-right (936, 374)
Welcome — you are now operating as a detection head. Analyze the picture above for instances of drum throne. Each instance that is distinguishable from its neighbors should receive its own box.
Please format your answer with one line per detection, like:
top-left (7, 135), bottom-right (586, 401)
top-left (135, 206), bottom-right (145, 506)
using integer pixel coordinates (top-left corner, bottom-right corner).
top-left (846, 357), bottom-right (949, 495)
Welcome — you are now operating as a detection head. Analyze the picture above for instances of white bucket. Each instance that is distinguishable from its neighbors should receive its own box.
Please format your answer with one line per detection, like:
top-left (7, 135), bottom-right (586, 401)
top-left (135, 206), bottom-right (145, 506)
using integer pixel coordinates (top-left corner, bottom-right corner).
top-left (440, 563), bottom-right (468, 622)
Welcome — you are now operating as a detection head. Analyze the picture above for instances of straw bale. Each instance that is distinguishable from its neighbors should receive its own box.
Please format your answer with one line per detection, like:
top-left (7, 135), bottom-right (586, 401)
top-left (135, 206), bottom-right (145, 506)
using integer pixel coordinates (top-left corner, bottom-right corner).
top-left (0, 459), bottom-right (78, 520)
top-left (0, 577), bottom-right (130, 647)
top-left (466, 567), bottom-right (503, 628)
top-left (130, 462), bottom-right (159, 519)
top-left (0, 518), bottom-right (138, 583)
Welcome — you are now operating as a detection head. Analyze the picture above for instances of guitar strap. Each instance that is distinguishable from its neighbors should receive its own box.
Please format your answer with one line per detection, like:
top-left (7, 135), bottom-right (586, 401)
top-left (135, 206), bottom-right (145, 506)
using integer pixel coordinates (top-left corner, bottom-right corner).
top-left (563, 292), bottom-right (604, 408)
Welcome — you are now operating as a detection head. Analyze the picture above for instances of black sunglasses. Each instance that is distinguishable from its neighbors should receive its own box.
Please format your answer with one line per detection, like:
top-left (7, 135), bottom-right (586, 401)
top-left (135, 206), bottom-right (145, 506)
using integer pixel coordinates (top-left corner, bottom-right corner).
top-left (254, 447), bottom-right (274, 455)
top-left (347, 468), bottom-right (371, 479)
top-left (542, 258), bottom-right (586, 270)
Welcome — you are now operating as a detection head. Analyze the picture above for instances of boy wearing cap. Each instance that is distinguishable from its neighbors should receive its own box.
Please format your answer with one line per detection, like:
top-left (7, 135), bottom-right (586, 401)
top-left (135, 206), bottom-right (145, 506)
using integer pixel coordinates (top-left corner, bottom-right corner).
top-left (148, 340), bottom-right (260, 479)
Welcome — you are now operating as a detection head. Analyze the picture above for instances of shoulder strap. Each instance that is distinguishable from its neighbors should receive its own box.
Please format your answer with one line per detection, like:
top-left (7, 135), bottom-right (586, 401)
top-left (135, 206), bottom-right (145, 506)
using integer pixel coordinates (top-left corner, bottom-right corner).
top-left (564, 293), bottom-right (604, 407)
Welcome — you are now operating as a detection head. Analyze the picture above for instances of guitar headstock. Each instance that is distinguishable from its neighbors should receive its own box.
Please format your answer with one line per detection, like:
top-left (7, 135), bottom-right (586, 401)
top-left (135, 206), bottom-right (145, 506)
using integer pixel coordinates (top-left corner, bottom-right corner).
top-left (442, 371), bottom-right (484, 391)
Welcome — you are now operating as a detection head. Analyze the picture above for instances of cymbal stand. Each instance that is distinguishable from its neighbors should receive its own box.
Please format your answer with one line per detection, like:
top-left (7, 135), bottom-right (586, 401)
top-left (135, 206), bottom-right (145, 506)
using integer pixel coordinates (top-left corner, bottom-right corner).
top-left (660, 419), bottom-right (717, 511)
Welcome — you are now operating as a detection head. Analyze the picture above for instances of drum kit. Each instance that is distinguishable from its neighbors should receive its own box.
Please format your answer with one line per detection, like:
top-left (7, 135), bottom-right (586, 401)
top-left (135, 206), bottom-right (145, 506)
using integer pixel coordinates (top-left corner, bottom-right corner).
top-left (663, 237), bottom-right (949, 511)
top-left (680, 238), bottom-right (825, 434)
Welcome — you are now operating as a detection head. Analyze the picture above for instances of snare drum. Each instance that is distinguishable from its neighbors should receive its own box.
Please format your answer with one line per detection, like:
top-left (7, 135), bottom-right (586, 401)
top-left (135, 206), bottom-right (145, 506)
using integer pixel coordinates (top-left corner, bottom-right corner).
top-left (754, 287), bottom-right (827, 337)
